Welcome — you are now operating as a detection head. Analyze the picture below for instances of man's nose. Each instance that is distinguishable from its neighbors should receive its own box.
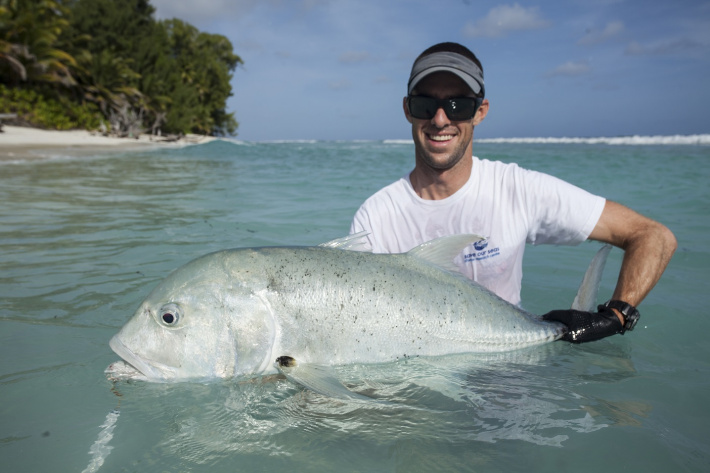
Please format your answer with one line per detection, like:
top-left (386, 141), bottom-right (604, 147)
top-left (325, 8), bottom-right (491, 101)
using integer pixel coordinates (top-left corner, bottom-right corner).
top-left (431, 106), bottom-right (450, 127)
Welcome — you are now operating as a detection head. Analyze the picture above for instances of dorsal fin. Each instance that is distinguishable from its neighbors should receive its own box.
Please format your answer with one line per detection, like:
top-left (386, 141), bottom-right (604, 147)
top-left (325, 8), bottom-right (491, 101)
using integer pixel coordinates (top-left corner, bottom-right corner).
top-left (318, 231), bottom-right (372, 252)
top-left (407, 234), bottom-right (485, 272)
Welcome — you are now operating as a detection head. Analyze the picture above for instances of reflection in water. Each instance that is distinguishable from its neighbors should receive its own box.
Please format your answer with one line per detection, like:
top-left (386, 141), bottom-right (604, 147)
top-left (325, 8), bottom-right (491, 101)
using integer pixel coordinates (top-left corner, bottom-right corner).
top-left (102, 343), bottom-right (643, 471)
top-left (81, 409), bottom-right (119, 473)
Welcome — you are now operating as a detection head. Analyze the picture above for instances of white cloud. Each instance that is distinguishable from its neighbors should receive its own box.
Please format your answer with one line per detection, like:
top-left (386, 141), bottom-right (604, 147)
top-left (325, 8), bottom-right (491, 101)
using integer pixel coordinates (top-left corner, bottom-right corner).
top-left (546, 61), bottom-right (591, 77)
top-left (625, 38), bottom-right (703, 56)
top-left (151, 0), bottom-right (249, 23)
top-left (578, 20), bottom-right (624, 45)
top-left (150, 0), bottom-right (320, 26)
top-left (463, 3), bottom-right (551, 38)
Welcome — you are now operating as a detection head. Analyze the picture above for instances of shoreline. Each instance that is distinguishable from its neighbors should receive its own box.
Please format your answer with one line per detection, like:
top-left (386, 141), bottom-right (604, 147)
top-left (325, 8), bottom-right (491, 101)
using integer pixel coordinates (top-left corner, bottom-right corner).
top-left (0, 125), bottom-right (217, 160)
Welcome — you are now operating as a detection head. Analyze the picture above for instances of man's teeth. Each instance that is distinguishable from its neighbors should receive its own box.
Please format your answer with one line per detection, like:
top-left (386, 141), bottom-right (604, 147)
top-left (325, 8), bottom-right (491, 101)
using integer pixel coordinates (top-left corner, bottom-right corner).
top-left (430, 135), bottom-right (453, 141)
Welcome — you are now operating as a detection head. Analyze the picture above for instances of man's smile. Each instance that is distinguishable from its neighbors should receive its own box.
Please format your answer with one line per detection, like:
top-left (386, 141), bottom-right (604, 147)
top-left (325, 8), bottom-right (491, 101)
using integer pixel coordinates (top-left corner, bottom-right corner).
top-left (428, 133), bottom-right (455, 142)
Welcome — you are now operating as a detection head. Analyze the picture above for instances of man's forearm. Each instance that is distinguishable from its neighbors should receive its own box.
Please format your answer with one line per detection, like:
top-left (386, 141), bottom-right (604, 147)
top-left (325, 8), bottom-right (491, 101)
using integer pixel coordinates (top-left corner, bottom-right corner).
top-left (590, 201), bottom-right (677, 313)
top-left (610, 220), bottom-right (677, 307)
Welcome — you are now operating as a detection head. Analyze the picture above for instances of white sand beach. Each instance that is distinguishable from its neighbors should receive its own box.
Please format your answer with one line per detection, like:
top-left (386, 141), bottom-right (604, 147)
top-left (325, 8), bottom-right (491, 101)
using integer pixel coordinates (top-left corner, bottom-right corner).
top-left (0, 125), bottom-right (216, 160)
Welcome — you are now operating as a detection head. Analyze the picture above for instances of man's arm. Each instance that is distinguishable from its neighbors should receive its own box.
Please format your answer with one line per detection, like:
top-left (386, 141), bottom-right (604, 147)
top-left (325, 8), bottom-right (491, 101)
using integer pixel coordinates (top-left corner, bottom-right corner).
top-left (543, 200), bottom-right (677, 342)
top-left (588, 200), bottom-right (677, 323)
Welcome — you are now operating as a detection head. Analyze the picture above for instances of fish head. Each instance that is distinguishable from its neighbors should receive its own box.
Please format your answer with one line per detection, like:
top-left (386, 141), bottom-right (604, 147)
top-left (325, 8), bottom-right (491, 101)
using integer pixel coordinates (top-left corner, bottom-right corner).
top-left (108, 251), bottom-right (276, 382)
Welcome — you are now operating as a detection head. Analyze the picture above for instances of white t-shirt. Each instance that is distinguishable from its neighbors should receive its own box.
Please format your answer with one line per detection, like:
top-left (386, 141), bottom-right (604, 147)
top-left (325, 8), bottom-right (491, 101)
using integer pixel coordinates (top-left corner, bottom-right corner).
top-left (350, 156), bottom-right (606, 306)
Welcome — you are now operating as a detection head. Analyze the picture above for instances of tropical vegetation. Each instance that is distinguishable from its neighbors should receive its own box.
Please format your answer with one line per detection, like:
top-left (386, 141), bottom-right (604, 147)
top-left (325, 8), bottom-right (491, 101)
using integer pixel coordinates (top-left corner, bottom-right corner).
top-left (0, 0), bottom-right (241, 136)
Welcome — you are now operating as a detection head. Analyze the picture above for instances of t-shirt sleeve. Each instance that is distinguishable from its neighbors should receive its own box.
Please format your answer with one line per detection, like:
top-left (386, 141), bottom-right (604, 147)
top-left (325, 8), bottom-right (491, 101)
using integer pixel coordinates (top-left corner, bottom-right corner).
top-left (349, 177), bottom-right (414, 253)
top-left (349, 205), bottom-right (375, 252)
top-left (349, 206), bottom-right (368, 234)
top-left (519, 167), bottom-right (606, 246)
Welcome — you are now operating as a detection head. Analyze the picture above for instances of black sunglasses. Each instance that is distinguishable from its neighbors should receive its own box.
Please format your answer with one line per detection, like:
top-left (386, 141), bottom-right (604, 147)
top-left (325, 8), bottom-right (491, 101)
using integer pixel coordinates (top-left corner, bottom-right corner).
top-left (407, 96), bottom-right (482, 121)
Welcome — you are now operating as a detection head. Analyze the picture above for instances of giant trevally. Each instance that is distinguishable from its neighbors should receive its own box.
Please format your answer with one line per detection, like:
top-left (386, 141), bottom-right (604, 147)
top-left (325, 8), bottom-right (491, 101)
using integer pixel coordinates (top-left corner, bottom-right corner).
top-left (106, 234), bottom-right (610, 399)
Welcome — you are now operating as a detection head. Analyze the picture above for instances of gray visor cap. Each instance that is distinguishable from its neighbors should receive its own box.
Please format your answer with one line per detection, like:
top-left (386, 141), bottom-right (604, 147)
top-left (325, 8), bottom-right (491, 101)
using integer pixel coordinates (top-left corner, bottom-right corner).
top-left (407, 51), bottom-right (485, 97)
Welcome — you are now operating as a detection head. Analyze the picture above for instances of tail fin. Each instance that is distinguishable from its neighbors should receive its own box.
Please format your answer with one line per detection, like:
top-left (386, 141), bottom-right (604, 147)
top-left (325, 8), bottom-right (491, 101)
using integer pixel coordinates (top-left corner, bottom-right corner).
top-left (571, 245), bottom-right (612, 312)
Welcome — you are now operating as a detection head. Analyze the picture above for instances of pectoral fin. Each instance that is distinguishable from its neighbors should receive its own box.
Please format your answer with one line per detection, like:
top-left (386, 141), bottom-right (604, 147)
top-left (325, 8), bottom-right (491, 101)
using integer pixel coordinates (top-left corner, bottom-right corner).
top-left (274, 356), bottom-right (371, 402)
top-left (318, 231), bottom-right (371, 252)
top-left (407, 233), bottom-right (486, 273)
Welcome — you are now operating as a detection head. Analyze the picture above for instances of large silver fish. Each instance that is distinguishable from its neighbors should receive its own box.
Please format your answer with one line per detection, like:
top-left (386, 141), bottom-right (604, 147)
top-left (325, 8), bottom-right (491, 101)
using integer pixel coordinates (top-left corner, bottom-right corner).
top-left (107, 234), bottom-right (610, 399)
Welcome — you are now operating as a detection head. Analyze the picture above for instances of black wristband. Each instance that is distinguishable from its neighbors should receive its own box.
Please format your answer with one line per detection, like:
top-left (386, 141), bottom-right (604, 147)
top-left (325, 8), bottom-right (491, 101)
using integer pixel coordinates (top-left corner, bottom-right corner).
top-left (601, 300), bottom-right (640, 334)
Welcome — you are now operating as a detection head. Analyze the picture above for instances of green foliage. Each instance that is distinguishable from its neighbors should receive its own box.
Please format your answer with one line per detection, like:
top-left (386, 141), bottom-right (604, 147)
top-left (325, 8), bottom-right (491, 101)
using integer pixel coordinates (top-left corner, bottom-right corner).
top-left (0, 0), bottom-right (78, 86)
top-left (160, 19), bottom-right (241, 135)
top-left (0, 84), bottom-right (103, 130)
top-left (0, 0), bottom-right (241, 135)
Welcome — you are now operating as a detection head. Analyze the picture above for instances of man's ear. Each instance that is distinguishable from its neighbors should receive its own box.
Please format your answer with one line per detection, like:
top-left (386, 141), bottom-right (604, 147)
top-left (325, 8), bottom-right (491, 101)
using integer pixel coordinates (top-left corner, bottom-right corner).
top-left (403, 97), bottom-right (413, 124)
top-left (473, 99), bottom-right (489, 126)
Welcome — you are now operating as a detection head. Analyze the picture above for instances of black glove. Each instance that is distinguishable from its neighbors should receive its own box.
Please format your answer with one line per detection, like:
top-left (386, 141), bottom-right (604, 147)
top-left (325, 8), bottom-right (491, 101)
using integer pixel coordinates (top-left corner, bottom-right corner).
top-left (542, 304), bottom-right (623, 343)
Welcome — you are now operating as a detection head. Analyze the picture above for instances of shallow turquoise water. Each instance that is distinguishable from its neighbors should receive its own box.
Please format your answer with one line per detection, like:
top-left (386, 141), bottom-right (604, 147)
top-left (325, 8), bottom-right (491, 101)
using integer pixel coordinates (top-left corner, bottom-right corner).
top-left (1, 140), bottom-right (708, 472)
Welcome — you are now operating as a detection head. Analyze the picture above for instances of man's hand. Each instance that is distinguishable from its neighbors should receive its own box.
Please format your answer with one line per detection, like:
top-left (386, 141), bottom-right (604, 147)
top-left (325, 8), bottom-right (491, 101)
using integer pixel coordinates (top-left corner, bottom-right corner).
top-left (542, 305), bottom-right (623, 343)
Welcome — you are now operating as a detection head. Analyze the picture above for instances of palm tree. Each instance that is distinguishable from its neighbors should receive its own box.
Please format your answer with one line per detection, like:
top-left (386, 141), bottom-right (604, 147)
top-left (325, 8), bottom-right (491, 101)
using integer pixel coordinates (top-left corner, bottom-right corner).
top-left (0, 0), bottom-right (78, 87)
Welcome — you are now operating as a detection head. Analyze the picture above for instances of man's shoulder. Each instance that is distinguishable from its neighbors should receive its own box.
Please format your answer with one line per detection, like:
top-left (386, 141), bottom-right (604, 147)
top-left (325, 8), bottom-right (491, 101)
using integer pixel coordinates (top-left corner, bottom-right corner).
top-left (360, 175), bottom-right (411, 206)
top-left (474, 156), bottom-right (526, 174)
top-left (473, 156), bottom-right (555, 190)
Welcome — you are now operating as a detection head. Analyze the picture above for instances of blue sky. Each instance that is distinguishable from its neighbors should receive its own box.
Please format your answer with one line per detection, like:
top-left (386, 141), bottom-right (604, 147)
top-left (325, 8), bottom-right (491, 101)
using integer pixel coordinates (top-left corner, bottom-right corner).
top-left (152, 0), bottom-right (710, 141)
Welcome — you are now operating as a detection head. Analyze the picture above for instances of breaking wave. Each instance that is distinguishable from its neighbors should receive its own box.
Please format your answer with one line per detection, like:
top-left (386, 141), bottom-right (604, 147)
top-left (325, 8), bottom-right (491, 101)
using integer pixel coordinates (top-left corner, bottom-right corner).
top-left (384, 134), bottom-right (710, 146)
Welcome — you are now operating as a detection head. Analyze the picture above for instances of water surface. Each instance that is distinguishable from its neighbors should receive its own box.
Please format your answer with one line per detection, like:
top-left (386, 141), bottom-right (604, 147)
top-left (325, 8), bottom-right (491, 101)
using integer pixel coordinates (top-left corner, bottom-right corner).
top-left (1, 139), bottom-right (708, 472)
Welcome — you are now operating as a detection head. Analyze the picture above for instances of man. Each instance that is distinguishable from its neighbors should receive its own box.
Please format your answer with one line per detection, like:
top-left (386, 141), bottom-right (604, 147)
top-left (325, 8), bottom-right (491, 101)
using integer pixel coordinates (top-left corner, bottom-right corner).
top-left (350, 42), bottom-right (677, 343)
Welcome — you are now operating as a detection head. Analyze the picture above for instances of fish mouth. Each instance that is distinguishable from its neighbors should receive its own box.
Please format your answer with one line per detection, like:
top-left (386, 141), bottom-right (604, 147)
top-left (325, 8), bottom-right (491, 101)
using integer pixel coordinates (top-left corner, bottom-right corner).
top-left (108, 335), bottom-right (174, 382)
top-left (104, 360), bottom-right (148, 382)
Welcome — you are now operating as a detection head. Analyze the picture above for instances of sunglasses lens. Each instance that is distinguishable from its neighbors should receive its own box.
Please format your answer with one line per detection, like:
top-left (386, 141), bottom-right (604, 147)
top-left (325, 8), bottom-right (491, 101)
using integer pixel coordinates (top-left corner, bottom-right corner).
top-left (408, 97), bottom-right (438, 119)
top-left (448, 98), bottom-right (478, 120)
top-left (408, 97), bottom-right (479, 120)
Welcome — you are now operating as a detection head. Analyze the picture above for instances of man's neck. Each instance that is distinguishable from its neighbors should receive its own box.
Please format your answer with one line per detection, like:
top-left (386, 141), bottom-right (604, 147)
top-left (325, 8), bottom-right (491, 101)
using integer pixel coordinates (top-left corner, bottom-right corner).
top-left (409, 155), bottom-right (473, 200)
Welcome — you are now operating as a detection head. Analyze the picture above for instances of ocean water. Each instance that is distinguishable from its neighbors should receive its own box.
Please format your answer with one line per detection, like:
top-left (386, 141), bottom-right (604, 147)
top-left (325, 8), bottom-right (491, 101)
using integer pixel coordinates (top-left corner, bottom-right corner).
top-left (1, 138), bottom-right (708, 472)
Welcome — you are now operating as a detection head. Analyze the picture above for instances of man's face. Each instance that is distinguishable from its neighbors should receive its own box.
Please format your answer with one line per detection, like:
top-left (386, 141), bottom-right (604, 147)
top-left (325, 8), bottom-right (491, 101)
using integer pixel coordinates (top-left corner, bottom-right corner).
top-left (404, 71), bottom-right (487, 172)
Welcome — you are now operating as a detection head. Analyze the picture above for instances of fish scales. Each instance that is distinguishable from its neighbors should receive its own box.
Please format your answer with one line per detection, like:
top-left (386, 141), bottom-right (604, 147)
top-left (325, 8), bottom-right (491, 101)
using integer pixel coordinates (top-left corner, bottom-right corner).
top-left (108, 237), bottom-right (574, 383)
top-left (225, 246), bottom-right (558, 364)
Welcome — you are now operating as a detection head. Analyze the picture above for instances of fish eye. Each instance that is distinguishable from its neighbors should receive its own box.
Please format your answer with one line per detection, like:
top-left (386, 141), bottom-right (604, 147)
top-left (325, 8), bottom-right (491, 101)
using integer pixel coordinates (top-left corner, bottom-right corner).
top-left (159, 303), bottom-right (181, 326)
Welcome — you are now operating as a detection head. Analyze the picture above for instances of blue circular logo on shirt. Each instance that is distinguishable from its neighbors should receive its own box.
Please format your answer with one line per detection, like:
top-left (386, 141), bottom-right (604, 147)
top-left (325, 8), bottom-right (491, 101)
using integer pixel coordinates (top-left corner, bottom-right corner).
top-left (473, 239), bottom-right (488, 251)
